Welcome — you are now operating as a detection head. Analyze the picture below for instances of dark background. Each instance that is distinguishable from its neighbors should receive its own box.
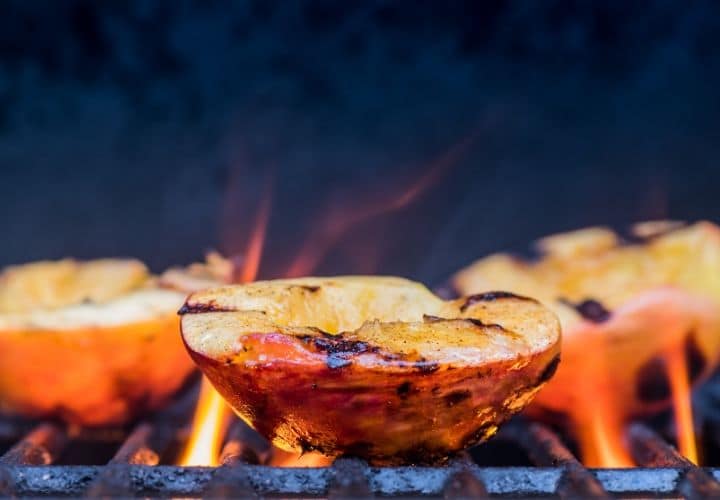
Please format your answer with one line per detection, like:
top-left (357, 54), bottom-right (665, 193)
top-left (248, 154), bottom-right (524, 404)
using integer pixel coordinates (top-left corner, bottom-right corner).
top-left (1, 1), bottom-right (719, 285)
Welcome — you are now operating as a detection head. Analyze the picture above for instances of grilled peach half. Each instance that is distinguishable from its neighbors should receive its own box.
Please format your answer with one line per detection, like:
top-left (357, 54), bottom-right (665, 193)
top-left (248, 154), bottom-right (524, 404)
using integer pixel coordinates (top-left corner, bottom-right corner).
top-left (180, 276), bottom-right (561, 464)
top-left (0, 258), bottom-right (198, 426)
top-left (453, 221), bottom-right (720, 420)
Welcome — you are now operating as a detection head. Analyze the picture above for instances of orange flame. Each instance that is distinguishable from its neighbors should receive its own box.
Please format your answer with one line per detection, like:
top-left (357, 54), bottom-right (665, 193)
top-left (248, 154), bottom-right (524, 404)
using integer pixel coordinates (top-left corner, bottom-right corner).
top-left (575, 396), bottom-right (634, 467)
top-left (560, 328), bottom-right (634, 467)
top-left (286, 130), bottom-right (481, 278)
top-left (235, 184), bottom-right (272, 284)
top-left (178, 380), bottom-right (231, 466)
top-left (665, 344), bottom-right (698, 464)
top-left (568, 328), bottom-right (699, 467)
top-left (178, 183), bottom-right (272, 467)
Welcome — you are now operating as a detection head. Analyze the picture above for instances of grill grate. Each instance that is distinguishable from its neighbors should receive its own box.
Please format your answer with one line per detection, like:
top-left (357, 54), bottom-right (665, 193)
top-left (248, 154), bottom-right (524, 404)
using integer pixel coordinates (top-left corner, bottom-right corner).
top-left (2, 381), bottom-right (720, 498)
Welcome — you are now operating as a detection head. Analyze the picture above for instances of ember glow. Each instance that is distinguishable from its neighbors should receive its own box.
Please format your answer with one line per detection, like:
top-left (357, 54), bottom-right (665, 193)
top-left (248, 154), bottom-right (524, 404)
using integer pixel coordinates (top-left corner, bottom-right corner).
top-left (269, 449), bottom-right (333, 468)
top-left (178, 186), bottom-right (272, 467)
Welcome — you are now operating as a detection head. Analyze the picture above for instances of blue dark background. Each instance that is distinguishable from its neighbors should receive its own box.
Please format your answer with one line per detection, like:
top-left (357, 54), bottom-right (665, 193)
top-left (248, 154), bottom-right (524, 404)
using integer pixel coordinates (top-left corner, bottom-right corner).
top-left (1, 1), bottom-right (719, 284)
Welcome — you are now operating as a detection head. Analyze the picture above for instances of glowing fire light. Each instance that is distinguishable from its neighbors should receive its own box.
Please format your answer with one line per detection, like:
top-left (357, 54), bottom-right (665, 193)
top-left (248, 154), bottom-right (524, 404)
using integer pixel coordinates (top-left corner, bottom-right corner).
top-left (179, 184), bottom-right (272, 467)
top-left (269, 449), bottom-right (333, 468)
top-left (286, 129), bottom-right (482, 278)
top-left (571, 334), bottom-right (634, 467)
top-left (570, 330), bottom-right (700, 467)
top-left (665, 344), bottom-right (698, 464)
top-left (178, 381), bottom-right (231, 466)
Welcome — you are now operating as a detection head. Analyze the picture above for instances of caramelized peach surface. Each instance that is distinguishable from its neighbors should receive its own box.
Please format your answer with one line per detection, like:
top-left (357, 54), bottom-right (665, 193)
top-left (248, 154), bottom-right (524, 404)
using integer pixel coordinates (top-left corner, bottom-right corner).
top-left (453, 221), bottom-right (720, 418)
top-left (0, 259), bottom-right (196, 426)
top-left (181, 276), bottom-right (560, 464)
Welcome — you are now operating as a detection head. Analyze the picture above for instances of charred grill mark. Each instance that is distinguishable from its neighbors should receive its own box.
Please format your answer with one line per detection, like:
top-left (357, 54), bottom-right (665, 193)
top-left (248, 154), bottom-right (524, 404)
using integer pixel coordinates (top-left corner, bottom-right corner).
top-left (460, 291), bottom-right (535, 312)
top-left (538, 354), bottom-right (560, 384)
top-left (177, 300), bottom-right (235, 315)
top-left (444, 389), bottom-right (472, 407)
top-left (396, 381), bottom-right (412, 399)
top-left (416, 360), bottom-right (440, 374)
top-left (559, 298), bottom-right (611, 323)
top-left (424, 315), bottom-right (516, 338)
top-left (297, 334), bottom-right (379, 370)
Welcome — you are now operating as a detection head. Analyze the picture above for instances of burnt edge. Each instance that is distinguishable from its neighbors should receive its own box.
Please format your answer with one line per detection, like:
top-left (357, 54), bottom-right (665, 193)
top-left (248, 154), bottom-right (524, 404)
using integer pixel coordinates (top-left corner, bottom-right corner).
top-left (558, 297), bottom-right (611, 323)
top-left (538, 354), bottom-right (561, 385)
top-left (460, 291), bottom-right (536, 312)
top-left (178, 300), bottom-right (235, 315)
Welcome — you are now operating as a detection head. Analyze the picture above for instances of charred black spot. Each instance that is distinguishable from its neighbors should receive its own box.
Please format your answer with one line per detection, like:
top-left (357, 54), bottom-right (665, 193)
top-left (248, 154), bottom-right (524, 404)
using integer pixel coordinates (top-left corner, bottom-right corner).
top-left (686, 332), bottom-right (707, 383)
top-left (636, 356), bottom-right (671, 403)
top-left (416, 360), bottom-right (440, 374)
top-left (297, 285), bottom-right (321, 293)
top-left (423, 314), bottom-right (446, 322)
top-left (538, 355), bottom-right (561, 384)
top-left (396, 381), bottom-right (412, 399)
top-left (297, 335), bottom-right (378, 370)
top-left (296, 437), bottom-right (321, 454)
top-left (311, 383), bottom-right (317, 390)
top-left (559, 298), bottom-right (611, 323)
top-left (444, 390), bottom-right (471, 407)
top-left (460, 291), bottom-right (535, 312)
top-left (177, 300), bottom-right (234, 315)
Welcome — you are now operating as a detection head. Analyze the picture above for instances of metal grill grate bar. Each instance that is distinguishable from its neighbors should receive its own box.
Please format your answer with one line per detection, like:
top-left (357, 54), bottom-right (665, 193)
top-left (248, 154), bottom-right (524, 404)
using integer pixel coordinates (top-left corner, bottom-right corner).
top-left (219, 420), bottom-right (270, 466)
top-left (628, 423), bottom-right (720, 499)
top-left (503, 420), bottom-right (610, 498)
top-left (328, 458), bottom-right (373, 498)
top-left (0, 423), bottom-right (66, 466)
top-left (108, 423), bottom-right (158, 466)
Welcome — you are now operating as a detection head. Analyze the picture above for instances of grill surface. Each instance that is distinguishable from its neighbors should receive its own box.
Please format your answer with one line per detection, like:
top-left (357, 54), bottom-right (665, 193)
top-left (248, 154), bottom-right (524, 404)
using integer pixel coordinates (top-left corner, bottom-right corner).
top-left (2, 379), bottom-right (720, 498)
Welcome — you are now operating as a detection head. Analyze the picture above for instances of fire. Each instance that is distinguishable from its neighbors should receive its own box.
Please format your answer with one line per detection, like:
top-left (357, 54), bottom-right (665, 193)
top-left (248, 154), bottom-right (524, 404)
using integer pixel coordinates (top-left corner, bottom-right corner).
top-left (177, 130), bottom-right (500, 467)
top-left (665, 344), bottom-right (698, 464)
top-left (569, 331), bottom-right (635, 467)
top-left (178, 184), bottom-right (272, 466)
top-left (286, 130), bottom-right (481, 278)
top-left (570, 333), bottom-right (699, 467)
top-left (178, 380), bottom-right (231, 466)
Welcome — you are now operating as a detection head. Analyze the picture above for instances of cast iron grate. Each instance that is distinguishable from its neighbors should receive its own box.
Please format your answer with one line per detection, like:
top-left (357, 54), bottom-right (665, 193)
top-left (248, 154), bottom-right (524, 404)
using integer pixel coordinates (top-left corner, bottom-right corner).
top-left (2, 380), bottom-right (720, 498)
